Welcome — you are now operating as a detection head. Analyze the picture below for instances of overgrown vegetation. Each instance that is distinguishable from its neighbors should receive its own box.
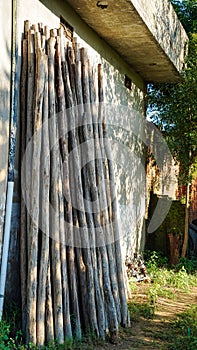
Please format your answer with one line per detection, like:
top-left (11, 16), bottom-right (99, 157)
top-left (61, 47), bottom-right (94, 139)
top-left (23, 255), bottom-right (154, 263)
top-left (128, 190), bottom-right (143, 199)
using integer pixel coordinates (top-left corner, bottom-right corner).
top-left (146, 195), bottom-right (185, 259)
top-left (1, 252), bottom-right (196, 349)
top-left (0, 323), bottom-right (103, 350)
top-left (144, 251), bottom-right (197, 293)
top-left (149, 305), bottom-right (197, 350)
top-left (147, 0), bottom-right (197, 258)
top-left (128, 251), bottom-right (197, 349)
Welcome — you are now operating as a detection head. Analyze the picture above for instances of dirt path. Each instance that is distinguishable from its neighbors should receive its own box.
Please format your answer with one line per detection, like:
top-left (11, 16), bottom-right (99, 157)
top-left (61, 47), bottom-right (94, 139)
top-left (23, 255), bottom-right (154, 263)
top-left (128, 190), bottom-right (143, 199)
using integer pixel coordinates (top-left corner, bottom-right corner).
top-left (95, 285), bottom-right (197, 350)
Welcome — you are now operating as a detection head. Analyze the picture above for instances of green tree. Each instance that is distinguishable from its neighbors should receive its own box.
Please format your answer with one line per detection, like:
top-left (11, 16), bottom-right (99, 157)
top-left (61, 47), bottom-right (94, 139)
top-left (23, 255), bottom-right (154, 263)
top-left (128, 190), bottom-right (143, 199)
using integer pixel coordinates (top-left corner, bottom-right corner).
top-left (171, 0), bottom-right (197, 33)
top-left (147, 0), bottom-right (197, 257)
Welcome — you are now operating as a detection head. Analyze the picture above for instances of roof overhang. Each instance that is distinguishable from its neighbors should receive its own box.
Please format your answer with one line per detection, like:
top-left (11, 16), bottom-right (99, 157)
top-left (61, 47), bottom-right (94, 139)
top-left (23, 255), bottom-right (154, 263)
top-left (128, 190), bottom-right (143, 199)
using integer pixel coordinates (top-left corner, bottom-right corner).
top-left (65, 0), bottom-right (188, 82)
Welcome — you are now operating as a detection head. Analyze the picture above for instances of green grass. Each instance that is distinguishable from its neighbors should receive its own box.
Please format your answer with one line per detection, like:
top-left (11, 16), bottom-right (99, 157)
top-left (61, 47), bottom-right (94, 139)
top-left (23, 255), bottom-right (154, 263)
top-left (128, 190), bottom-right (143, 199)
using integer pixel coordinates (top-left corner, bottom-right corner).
top-left (166, 305), bottom-right (197, 350)
top-left (145, 251), bottom-right (197, 295)
top-left (1, 253), bottom-right (197, 349)
top-left (0, 320), bottom-right (24, 349)
top-left (172, 305), bottom-right (197, 337)
top-left (128, 252), bottom-right (197, 350)
top-left (128, 302), bottom-right (155, 320)
top-left (0, 320), bottom-right (104, 349)
top-left (129, 254), bottom-right (197, 321)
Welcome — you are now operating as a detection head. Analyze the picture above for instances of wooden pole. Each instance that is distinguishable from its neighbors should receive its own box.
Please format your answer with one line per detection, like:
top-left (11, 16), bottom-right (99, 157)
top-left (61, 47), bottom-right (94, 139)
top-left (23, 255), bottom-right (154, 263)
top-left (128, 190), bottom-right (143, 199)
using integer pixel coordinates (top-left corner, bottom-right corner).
top-left (26, 29), bottom-right (35, 252)
top-left (20, 22), bottom-right (131, 345)
top-left (55, 33), bottom-right (72, 339)
top-left (61, 50), bottom-right (82, 340)
top-left (26, 49), bottom-right (45, 344)
top-left (88, 61), bottom-right (122, 324)
top-left (37, 50), bottom-right (50, 346)
top-left (70, 47), bottom-right (99, 335)
top-left (48, 35), bottom-right (64, 344)
top-left (20, 38), bottom-right (28, 334)
top-left (98, 64), bottom-right (130, 327)
top-left (45, 262), bottom-right (54, 342)
top-left (65, 45), bottom-right (95, 336)
top-left (181, 181), bottom-right (190, 258)
top-left (80, 49), bottom-right (120, 339)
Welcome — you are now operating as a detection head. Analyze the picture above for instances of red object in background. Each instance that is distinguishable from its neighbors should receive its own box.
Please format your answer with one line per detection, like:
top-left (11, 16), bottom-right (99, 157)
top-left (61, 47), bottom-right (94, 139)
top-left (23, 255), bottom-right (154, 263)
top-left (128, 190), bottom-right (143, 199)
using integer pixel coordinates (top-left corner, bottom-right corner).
top-left (176, 180), bottom-right (197, 223)
top-left (190, 179), bottom-right (197, 223)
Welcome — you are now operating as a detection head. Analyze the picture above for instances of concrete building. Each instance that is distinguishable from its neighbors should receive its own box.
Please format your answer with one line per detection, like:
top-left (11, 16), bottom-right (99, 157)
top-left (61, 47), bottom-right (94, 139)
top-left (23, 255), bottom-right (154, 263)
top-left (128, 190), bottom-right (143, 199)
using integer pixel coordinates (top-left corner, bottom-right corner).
top-left (0, 0), bottom-right (188, 303)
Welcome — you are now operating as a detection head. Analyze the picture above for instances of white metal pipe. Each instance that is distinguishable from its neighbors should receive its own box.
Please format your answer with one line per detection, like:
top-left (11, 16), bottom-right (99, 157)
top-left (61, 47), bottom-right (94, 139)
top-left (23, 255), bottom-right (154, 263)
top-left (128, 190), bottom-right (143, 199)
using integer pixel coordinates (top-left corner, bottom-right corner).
top-left (0, 182), bottom-right (14, 320)
top-left (0, 0), bottom-right (17, 321)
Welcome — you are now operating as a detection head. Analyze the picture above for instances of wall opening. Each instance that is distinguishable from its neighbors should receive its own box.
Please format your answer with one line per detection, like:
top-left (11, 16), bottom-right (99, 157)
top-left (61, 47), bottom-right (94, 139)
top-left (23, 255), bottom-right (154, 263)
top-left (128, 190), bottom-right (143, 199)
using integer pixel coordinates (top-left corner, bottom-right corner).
top-left (124, 75), bottom-right (132, 90)
top-left (60, 16), bottom-right (73, 41)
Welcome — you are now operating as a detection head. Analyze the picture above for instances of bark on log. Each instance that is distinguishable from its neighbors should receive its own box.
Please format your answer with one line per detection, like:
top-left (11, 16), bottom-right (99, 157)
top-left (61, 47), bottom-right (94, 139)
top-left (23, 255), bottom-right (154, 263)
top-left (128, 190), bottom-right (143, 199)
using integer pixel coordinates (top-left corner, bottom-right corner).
top-left (20, 22), bottom-right (130, 345)
top-left (61, 53), bottom-right (82, 340)
top-left (88, 62), bottom-right (122, 324)
top-left (55, 34), bottom-right (72, 339)
top-left (45, 37), bottom-right (57, 344)
top-left (20, 38), bottom-right (28, 334)
top-left (24, 20), bottom-right (30, 39)
top-left (37, 52), bottom-right (50, 346)
top-left (66, 46), bottom-right (97, 335)
top-left (80, 50), bottom-right (119, 338)
top-left (71, 48), bottom-right (99, 335)
top-left (26, 29), bottom-right (35, 251)
top-left (98, 64), bottom-right (130, 327)
top-left (168, 233), bottom-right (181, 265)
top-left (26, 50), bottom-right (45, 344)
top-left (48, 35), bottom-right (64, 344)
top-left (45, 262), bottom-right (54, 342)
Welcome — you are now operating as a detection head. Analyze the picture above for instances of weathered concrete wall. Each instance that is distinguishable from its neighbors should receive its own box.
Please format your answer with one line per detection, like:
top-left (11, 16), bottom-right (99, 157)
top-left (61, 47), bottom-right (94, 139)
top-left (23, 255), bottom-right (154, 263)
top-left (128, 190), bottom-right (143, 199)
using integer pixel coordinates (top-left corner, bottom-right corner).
top-left (0, 0), bottom-right (147, 297)
top-left (12, 0), bottom-right (146, 260)
top-left (65, 0), bottom-right (188, 82)
top-left (0, 0), bottom-right (188, 310)
top-left (131, 0), bottom-right (188, 73)
top-left (0, 0), bottom-right (12, 265)
top-left (0, 0), bottom-right (68, 301)
top-left (4, 0), bottom-right (185, 276)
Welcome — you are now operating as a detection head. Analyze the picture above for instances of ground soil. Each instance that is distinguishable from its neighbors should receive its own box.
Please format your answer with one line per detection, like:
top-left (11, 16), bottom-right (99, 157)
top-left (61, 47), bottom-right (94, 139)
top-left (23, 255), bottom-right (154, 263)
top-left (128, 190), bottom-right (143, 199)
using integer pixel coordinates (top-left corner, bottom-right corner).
top-left (94, 284), bottom-right (197, 350)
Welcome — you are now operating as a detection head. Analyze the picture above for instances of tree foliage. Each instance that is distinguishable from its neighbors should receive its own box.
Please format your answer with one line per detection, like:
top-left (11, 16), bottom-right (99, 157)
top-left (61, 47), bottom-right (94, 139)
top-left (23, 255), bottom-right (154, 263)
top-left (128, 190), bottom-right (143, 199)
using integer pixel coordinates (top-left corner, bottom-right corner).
top-left (148, 0), bottom-right (197, 184)
top-left (171, 0), bottom-right (197, 33)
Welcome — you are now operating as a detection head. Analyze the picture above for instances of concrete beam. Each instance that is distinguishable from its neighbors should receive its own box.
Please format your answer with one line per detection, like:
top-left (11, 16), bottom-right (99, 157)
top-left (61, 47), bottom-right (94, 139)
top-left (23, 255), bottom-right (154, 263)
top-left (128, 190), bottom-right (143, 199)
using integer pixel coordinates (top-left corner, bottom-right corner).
top-left (65, 0), bottom-right (188, 82)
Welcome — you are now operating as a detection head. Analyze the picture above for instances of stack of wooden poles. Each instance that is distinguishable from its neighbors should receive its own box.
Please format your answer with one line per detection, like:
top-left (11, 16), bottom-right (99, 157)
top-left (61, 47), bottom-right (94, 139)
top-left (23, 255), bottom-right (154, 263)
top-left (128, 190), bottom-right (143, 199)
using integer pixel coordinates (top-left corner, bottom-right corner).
top-left (20, 20), bottom-right (130, 346)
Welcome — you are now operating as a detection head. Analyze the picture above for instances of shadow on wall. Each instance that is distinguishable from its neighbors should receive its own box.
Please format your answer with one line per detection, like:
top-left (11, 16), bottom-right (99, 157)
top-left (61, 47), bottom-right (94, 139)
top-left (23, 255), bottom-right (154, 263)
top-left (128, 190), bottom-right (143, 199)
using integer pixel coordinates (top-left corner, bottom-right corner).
top-left (145, 192), bottom-right (185, 258)
top-left (101, 60), bottom-right (146, 258)
top-left (108, 133), bottom-right (146, 255)
top-left (1, 28), bottom-right (146, 311)
top-left (0, 41), bottom-right (21, 310)
top-left (102, 60), bottom-right (144, 112)
top-left (0, 85), bottom-right (10, 263)
top-left (109, 125), bottom-right (146, 257)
